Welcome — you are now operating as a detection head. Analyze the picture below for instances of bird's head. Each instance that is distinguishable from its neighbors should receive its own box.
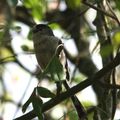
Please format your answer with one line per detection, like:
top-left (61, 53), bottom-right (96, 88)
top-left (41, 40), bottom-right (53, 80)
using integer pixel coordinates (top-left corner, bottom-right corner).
top-left (32, 24), bottom-right (54, 36)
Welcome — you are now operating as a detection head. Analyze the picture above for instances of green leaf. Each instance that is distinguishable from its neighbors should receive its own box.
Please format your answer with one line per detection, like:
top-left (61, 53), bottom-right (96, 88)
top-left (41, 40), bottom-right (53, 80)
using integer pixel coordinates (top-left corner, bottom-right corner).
top-left (0, 30), bottom-right (4, 41)
top-left (32, 6), bottom-right (43, 20)
top-left (112, 31), bottom-right (120, 49)
top-left (115, 0), bottom-right (120, 11)
top-left (43, 55), bottom-right (65, 81)
top-left (12, 26), bottom-right (21, 33)
top-left (32, 95), bottom-right (43, 120)
top-left (22, 94), bottom-right (32, 113)
top-left (27, 29), bottom-right (32, 40)
top-left (100, 45), bottom-right (113, 58)
top-left (22, 89), bottom-right (35, 113)
top-left (69, 111), bottom-right (78, 120)
top-left (21, 45), bottom-right (29, 51)
top-left (87, 112), bottom-right (94, 120)
top-left (0, 48), bottom-right (15, 62)
top-left (37, 87), bottom-right (55, 98)
top-left (23, 0), bottom-right (46, 20)
top-left (65, 0), bottom-right (81, 9)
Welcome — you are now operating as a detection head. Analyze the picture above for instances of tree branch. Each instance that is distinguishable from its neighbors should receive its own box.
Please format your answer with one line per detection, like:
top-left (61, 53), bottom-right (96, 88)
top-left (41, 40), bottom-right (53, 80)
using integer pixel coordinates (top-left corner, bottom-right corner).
top-left (82, 0), bottom-right (118, 22)
top-left (14, 52), bottom-right (120, 120)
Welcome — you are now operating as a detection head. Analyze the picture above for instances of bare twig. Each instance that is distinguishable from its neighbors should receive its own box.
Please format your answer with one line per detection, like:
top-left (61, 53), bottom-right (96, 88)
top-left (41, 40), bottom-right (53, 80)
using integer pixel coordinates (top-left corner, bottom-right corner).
top-left (82, 1), bottom-right (118, 22)
top-left (106, 0), bottom-right (120, 26)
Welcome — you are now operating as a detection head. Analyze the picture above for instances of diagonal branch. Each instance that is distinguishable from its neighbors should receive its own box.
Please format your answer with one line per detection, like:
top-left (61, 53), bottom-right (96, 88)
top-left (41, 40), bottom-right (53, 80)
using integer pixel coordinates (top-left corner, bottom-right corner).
top-left (14, 52), bottom-right (120, 120)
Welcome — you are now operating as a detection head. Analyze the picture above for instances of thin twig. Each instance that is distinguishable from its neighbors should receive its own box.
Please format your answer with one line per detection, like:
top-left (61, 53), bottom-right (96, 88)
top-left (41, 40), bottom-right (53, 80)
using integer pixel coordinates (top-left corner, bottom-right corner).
top-left (0, 52), bottom-right (34, 64)
top-left (106, 0), bottom-right (120, 26)
top-left (82, 1), bottom-right (118, 22)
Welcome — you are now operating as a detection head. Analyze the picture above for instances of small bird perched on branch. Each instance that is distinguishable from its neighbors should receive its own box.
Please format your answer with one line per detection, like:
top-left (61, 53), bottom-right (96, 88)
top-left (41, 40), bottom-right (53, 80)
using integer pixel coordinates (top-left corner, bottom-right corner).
top-left (32, 24), bottom-right (87, 119)
top-left (32, 24), bottom-right (69, 80)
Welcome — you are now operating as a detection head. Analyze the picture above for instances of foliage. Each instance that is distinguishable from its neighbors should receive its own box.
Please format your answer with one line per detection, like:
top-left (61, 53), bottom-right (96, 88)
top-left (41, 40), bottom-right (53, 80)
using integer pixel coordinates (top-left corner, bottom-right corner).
top-left (0, 0), bottom-right (120, 120)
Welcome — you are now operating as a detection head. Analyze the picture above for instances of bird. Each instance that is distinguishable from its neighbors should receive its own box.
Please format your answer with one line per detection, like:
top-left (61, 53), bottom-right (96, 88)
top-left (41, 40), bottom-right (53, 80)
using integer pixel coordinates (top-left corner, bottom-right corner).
top-left (32, 24), bottom-right (69, 80)
top-left (32, 24), bottom-right (87, 119)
